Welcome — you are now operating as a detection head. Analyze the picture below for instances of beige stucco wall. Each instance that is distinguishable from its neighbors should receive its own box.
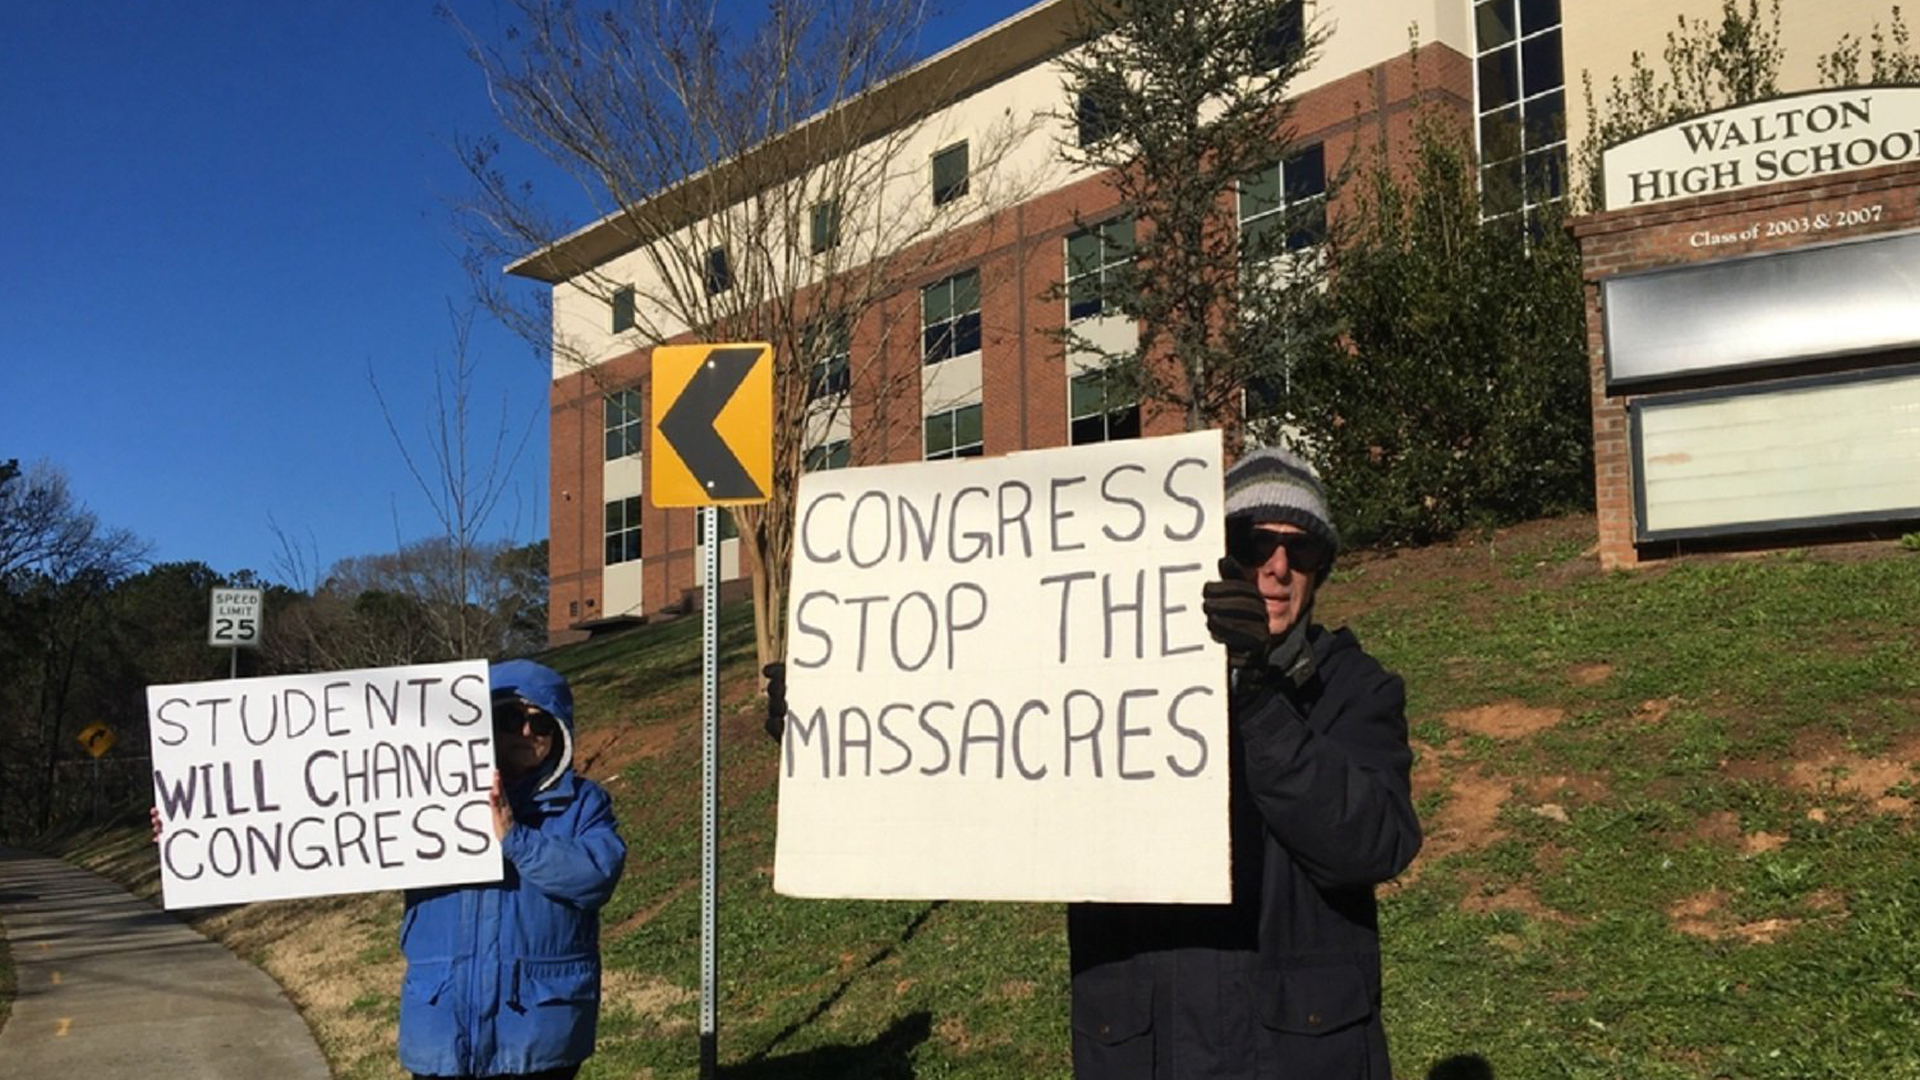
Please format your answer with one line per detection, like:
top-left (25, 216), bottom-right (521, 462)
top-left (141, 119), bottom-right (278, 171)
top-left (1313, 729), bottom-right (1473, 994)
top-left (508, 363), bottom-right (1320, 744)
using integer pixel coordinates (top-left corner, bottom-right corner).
top-left (1563, 0), bottom-right (1906, 158)
top-left (1302, 0), bottom-right (1470, 92)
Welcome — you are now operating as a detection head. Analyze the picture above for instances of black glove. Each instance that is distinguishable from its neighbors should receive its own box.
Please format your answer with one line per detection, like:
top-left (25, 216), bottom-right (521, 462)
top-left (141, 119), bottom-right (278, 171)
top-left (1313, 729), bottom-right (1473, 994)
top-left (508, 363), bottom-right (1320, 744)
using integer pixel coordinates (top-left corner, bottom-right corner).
top-left (763, 662), bottom-right (787, 742)
top-left (1266, 610), bottom-right (1316, 692)
top-left (1202, 557), bottom-right (1270, 668)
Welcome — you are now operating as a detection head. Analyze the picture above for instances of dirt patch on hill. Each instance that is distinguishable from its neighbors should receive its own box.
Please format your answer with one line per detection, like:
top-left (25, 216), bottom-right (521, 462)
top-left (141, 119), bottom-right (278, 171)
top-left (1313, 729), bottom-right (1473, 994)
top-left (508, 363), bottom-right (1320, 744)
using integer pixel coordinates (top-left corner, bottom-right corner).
top-left (1405, 757), bottom-right (1512, 878)
top-left (1666, 888), bottom-right (1841, 945)
top-left (602, 969), bottom-right (695, 1032)
top-left (1527, 772), bottom-right (1609, 804)
top-left (574, 718), bottom-right (680, 782)
top-left (1460, 882), bottom-right (1577, 925)
top-left (1781, 732), bottom-right (1920, 814)
top-left (1445, 702), bottom-right (1565, 739)
top-left (1567, 663), bottom-right (1613, 687)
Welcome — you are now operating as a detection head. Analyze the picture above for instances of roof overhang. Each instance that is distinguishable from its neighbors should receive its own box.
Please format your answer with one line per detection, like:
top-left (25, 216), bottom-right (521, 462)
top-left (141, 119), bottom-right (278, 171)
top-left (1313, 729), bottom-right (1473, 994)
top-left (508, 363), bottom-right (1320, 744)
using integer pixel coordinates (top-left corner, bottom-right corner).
top-left (504, 0), bottom-right (1087, 284)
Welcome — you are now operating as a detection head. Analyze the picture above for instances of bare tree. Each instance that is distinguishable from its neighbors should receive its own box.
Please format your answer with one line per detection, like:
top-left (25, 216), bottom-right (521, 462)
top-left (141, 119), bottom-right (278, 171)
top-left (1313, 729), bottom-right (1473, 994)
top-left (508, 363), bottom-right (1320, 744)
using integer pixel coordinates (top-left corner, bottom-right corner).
top-left (369, 305), bottom-right (542, 660)
top-left (447, 0), bottom-right (1050, 670)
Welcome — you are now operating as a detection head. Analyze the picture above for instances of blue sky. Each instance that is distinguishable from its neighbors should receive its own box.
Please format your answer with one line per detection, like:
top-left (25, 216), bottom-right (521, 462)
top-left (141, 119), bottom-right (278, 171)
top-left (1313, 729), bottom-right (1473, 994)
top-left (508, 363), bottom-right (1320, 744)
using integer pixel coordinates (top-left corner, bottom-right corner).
top-left (0, 0), bottom-right (1029, 585)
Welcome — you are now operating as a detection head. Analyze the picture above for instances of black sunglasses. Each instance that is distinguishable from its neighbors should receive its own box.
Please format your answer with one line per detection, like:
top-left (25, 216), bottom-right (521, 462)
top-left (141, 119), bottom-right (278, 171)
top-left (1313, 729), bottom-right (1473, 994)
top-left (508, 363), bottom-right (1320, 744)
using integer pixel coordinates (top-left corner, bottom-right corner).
top-left (493, 701), bottom-right (558, 738)
top-left (1227, 522), bottom-right (1331, 574)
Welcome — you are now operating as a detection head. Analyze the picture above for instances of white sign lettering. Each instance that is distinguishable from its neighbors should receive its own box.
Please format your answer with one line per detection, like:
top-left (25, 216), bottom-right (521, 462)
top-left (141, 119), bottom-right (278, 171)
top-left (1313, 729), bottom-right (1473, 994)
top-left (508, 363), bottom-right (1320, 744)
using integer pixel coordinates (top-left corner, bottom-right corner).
top-left (773, 431), bottom-right (1231, 903)
top-left (147, 660), bottom-right (501, 909)
top-left (1603, 88), bottom-right (1920, 211)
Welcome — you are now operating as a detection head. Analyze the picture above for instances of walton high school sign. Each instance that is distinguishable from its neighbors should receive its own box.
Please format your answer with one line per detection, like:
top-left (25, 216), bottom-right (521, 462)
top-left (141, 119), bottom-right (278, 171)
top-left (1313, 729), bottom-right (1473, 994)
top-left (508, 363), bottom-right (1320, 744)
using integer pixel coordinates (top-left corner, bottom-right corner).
top-left (1603, 87), bottom-right (1920, 210)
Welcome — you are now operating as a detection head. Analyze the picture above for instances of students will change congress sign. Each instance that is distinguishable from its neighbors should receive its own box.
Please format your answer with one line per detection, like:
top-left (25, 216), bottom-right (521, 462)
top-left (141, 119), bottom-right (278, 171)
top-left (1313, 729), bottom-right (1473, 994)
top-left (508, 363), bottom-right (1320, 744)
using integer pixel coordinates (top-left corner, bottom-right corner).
top-left (774, 430), bottom-right (1231, 903)
top-left (147, 660), bottom-right (503, 909)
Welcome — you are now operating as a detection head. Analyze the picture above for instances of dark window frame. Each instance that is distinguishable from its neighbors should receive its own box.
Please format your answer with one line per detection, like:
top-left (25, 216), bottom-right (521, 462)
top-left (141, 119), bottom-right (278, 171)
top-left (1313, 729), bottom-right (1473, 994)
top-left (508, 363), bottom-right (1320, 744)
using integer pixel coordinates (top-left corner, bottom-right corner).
top-left (921, 269), bottom-right (983, 364)
top-left (704, 246), bottom-right (732, 294)
top-left (1065, 215), bottom-right (1135, 322)
top-left (810, 200), bottom-right (841, 254)
top-left (611, 285), bottom-right (636, 333)
top-left (603, 495), bottom-right (642, 566)
top-left (932, 141), bottom-right (970, 206)
top-left (603, 388), bottom-right (642, 460)
top-left (1238, 144), bottom-right (1327, 255)
top-left (923, 401), bottom-right (984, 460)
top-left (1068, 370), bottom-right (1142, 445)
top-left (804, 438), bottom-right (851, 472)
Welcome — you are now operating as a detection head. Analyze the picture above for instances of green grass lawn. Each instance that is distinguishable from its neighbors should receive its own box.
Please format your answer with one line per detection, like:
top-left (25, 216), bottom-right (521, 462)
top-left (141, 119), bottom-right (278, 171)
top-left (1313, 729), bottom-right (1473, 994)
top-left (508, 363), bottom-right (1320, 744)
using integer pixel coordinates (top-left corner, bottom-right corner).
top-left (46, 515), bottom-right (1920, 1079)
top-left (546, 517), bottom-right (1920, 1080)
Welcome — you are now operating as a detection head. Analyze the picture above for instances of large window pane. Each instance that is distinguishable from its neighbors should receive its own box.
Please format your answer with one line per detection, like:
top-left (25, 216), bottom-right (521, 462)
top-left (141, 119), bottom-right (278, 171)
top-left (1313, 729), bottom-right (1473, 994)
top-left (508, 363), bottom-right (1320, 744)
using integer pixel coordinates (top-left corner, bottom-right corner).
top-left (925, 410), bottom-right (953, 456)
top-left (1519, 0), bottom-right (1559, 36)
top-left (1524, 89), bottom-right (1565, 147)
top-left (1066, 230), bottom-right (1101, 278)
top-left (1480, 105), bottom-right (1523, 163)
top-left (1524, 146), bottom-right (1566, 202)
top-left (1521, 29), bottom-right (1563, 98)
top-left (952, 312), bottom-right (982, 357)
top-left (923, 279), bottom-right (951, 323)
top-left (1478, 46), bottom-right (1519, 109)
top-left (1475, 0), bottom-right (1515, 49)
top-left (1069, 275), bottom-right (1103, 322)
top-left (952, 269), bottom-right (980, 313)
top-left (1239, 163), bottom-right (1281, 219)
top-left (1284, 144), bottom-right (1326, 200)
top-left (954, 403), bottom-right (982, 447)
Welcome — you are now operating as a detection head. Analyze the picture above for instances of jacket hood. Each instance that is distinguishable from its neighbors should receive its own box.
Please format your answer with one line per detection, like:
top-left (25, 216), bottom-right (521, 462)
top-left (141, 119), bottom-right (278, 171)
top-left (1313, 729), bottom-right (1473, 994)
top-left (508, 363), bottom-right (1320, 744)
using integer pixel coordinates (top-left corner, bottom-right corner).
top-left (490, 659), bottom-right (574, 792)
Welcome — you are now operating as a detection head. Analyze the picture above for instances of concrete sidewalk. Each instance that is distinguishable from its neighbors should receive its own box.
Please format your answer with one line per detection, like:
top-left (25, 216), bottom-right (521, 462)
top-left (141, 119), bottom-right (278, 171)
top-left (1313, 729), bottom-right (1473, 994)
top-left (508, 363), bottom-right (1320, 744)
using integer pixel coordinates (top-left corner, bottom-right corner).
top-left (0, 847), bottom-right (331, 1080)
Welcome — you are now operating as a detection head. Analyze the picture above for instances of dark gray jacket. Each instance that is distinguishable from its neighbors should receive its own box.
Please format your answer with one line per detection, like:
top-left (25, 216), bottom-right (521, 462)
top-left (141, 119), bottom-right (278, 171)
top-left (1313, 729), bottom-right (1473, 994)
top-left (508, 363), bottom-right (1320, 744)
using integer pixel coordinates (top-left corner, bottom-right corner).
top-left (1068, 625), bottom-right (1421, 1080)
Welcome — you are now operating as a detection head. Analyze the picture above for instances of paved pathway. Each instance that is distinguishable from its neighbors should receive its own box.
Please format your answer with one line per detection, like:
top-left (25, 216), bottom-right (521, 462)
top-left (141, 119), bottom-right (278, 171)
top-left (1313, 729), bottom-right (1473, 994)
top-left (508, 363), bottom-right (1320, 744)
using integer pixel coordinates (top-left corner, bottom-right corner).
top-left (0, 847), bottom-right (331, 1080)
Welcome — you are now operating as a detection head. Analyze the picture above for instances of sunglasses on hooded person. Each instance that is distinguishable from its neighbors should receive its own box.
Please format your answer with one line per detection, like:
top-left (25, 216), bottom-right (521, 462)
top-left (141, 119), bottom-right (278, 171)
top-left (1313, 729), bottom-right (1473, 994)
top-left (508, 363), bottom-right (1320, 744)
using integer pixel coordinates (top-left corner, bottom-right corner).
top-left (493, 698), bottom-right (559, 739)
top-left (1226, 519), bottom-right (1333, 576)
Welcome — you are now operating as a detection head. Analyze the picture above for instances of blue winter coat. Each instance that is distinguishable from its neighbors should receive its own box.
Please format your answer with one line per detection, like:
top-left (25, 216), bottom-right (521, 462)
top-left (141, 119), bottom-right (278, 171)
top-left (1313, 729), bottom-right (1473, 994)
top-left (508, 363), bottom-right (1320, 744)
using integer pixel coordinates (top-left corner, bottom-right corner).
top-left (397, 660), bottom-right (627, 1077)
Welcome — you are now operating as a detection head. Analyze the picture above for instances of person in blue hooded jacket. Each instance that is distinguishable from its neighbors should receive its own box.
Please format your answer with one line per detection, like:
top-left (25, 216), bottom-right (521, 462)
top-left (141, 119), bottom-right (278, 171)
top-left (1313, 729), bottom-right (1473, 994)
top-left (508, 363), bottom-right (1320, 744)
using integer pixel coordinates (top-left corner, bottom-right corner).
top-left (399, 659), bottom-right (627, 1080)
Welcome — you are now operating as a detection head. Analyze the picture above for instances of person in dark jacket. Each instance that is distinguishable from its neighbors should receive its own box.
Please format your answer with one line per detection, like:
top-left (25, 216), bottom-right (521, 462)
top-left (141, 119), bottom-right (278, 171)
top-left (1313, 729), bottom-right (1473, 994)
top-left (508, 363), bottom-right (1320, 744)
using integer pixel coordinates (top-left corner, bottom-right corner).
top-left (1068, 445), bottom-right (1422, 1080)
top-left (399, 659), bottom-right (627, 1080)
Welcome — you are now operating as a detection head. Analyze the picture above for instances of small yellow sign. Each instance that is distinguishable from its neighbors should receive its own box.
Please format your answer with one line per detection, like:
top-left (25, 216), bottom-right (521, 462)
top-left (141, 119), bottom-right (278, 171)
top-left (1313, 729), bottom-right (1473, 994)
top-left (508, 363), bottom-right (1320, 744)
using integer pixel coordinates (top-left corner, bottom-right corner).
top-left (76, 722), bottom-right (116, 759)
top-left (649, 343), bottom-right (773, 508)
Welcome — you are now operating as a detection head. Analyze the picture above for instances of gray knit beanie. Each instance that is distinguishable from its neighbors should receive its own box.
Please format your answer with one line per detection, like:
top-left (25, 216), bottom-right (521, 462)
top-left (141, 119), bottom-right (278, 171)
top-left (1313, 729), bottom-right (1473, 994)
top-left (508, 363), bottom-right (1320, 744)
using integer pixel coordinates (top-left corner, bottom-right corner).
top-left (1223, 445), bottom-right (1340, 569)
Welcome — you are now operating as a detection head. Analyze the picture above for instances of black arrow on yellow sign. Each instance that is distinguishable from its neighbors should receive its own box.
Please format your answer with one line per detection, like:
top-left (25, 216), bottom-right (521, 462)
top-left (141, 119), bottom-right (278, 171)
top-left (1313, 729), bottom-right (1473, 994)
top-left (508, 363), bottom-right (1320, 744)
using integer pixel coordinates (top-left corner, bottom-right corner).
top-left (657, 345), bottom-right (767, 500)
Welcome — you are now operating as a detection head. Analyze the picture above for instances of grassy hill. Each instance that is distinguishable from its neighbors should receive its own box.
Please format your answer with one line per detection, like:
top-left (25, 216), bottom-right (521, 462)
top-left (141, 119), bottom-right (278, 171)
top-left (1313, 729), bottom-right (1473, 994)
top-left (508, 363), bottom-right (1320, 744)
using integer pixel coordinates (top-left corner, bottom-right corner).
top-left (48, 515), bottom-right (1920, 1079)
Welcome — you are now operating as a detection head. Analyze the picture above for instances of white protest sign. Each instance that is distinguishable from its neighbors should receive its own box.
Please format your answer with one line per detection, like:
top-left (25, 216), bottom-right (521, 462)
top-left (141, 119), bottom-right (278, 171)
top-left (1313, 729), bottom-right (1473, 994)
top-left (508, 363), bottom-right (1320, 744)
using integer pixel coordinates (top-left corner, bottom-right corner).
top-left (147, 659), bottom-right (502, 909)
top-left (774, 430), bottom-right (1230, 903)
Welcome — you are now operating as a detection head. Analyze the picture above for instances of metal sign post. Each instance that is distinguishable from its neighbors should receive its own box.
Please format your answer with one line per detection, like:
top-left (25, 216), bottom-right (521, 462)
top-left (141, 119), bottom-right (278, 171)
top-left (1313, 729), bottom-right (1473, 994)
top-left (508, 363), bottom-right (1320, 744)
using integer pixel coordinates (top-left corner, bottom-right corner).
top-left (699, 504), bottom-right (720, 1078)
top-left (648, 341), bottom-right (771, 1079)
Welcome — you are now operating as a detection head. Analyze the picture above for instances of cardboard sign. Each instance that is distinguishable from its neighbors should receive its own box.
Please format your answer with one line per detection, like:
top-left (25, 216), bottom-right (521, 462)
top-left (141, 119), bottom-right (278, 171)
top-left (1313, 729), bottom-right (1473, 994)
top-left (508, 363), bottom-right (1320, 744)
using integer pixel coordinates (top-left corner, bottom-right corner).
top-left (147, 660), bottom-right (502, 909)
top-left (774, 430), bottom-right (1230, 903)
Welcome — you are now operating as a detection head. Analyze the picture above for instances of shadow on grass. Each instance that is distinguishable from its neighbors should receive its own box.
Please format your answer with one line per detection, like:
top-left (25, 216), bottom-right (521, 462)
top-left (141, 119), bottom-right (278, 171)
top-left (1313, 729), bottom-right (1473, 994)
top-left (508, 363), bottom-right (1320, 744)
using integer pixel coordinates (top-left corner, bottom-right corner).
top-left (740, 900), bottom-right (945, 1068)
top-left (1427, 1053), bottom-right (1494, 1080)
top-left (721, 1010), bottom-right (932, 1080)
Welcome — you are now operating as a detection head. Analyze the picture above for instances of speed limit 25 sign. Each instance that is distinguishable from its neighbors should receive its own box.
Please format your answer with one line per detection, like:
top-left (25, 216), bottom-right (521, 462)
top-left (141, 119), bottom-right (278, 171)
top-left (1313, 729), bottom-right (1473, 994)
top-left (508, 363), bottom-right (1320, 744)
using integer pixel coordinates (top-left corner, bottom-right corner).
top-left (208, 588), bottom-right (264, 648)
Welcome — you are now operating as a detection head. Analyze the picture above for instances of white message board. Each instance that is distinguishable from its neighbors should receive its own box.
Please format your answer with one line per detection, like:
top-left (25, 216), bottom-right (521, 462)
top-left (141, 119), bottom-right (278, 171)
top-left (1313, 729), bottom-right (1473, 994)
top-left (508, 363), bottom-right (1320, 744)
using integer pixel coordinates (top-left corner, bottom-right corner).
top-left (774, 430), bottom-right (1230, 903)
top-left (147, 659), bottom-right (502, 909)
